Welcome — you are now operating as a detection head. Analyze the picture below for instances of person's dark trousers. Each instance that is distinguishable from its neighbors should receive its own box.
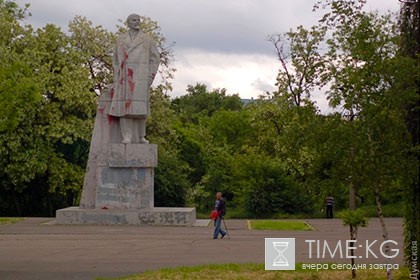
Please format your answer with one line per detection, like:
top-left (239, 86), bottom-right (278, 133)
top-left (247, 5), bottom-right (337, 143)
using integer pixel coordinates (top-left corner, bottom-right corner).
top-left (213, 216), bottom-right (226, 239)
top-left (326, 205), bottom-right (333, 219)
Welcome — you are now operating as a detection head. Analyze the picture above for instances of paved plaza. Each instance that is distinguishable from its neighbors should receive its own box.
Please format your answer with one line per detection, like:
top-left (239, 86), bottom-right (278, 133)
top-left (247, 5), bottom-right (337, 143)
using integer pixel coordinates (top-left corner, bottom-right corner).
top-left (0, 218), bottom-right (404, 280)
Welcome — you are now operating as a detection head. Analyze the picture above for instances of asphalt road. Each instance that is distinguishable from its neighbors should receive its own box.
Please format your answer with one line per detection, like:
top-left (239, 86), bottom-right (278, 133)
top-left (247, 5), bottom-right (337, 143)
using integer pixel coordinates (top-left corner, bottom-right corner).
top-left (0, 217), bottom-right (404, 280)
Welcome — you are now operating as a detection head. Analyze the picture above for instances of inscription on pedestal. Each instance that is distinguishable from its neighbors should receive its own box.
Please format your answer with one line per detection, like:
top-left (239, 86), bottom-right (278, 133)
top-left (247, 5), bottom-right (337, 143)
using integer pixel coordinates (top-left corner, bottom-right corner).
top-left (94, 144), bottom-right (156, 210)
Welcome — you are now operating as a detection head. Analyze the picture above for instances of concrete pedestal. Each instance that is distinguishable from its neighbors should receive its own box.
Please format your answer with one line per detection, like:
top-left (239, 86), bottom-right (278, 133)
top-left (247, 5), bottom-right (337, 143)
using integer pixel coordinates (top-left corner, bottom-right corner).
top-left (56, 89), bottom-right (196, 226)
top-left (95, 143), bottom-right (157, 210)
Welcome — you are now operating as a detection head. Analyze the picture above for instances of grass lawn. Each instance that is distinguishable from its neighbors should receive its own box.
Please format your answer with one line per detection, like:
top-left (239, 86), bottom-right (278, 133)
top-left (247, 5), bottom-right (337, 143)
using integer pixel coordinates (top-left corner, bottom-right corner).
top-left (97, 263), bottom-right (410, 280)
top-left (0, 217), bottom-right (23, 225)
top-left (249, 220), bottom-right (313, 231)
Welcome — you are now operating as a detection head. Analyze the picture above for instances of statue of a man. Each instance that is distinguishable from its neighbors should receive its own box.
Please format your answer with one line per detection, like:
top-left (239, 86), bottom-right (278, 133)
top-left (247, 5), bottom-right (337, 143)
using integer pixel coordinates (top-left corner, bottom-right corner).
top-left (109, 14), bottom-right (160, 144)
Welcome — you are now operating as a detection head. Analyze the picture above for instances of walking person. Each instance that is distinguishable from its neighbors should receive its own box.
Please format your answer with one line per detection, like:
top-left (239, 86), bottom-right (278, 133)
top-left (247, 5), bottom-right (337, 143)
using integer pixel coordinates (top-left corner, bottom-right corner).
top-left (325, 195), bottom-right (335, 219)
top-left (212, 192), bottom-right (226, 239)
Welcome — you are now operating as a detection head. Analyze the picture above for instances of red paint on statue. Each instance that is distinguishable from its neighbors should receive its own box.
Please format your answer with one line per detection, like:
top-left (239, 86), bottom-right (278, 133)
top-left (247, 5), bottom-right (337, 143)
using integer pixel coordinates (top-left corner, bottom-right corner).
top-left (125, 100), bottom-right (132, 109)
top-left (127, 68), bottom-right (134, 78)
top-left (107, 115), bottom-right (115, 124)
top-left (127, 68), bottom-right (135, 93)
top-left (119, 48), bottom-right (127, 70)
top-left (128, 81), bottom-right (135, 93)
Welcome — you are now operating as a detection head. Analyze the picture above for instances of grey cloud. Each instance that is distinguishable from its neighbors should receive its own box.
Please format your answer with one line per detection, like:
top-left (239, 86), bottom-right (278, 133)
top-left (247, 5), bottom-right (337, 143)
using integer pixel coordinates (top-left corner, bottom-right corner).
top-left (16, 0), bottom-right (320, 55)
top-left (15, 0), bottom-right (399, 112)
top-left (17, 0), bottom-right (399, 55)
top-left (251, 78), bottom-right (276, 93)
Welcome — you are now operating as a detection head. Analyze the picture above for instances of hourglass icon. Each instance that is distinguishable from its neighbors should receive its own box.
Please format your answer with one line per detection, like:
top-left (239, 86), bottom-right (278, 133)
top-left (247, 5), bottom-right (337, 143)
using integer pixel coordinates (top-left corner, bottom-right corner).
top-left (272, 241), bottom-right (289, 266)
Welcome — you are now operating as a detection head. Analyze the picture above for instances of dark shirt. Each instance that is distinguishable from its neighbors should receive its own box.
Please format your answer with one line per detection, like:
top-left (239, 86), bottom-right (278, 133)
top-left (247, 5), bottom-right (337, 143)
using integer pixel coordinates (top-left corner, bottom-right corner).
top-left (215, 198), bottom-right (226, 217)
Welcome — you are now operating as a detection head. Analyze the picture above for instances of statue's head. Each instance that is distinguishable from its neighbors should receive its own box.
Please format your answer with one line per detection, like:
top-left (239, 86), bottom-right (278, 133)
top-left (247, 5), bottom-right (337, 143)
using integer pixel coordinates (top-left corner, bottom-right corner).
top-left (127, 14), bottom-right (141, 31)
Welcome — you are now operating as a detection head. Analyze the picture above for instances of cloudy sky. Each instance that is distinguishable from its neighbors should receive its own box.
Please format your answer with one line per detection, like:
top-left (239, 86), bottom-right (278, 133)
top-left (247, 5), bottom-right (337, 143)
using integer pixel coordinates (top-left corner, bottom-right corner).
top-left (16, 0), bottom-right (401, 110)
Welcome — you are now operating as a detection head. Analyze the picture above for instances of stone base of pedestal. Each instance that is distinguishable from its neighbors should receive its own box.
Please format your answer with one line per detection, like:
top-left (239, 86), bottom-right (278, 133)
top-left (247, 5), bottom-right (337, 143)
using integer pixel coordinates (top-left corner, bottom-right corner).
top-left (56, 207), bottom-right (196, 226)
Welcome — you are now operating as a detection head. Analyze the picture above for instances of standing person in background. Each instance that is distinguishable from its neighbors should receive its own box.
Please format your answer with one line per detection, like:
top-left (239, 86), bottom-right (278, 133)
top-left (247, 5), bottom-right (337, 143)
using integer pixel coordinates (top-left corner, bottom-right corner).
top-left (213, 192), bottom-right (226, 239)
top-left (325, 195), bottom-right (335, 219)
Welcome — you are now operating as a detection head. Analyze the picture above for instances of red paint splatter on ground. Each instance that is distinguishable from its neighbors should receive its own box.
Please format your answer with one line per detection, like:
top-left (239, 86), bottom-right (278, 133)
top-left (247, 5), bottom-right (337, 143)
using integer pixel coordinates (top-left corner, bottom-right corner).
top-left (98, 107), bottom-right (105, 114)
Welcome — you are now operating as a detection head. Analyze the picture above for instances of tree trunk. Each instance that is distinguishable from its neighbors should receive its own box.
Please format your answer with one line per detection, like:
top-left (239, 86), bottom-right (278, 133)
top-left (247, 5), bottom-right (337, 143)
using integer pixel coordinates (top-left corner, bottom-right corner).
top-left (399, 0), bottom-right (420, 273)
top-left (350, 224), bottom-right (357, 279)
top-left (11, 187), bottom-right (22, 217)
top-left (47, 191), bottom-right (53, 217)
top-left (350, 180), bottom-right (357, 279)
top-left (349, 181), bottom-right (356, 210)
top-left (375, 191), bottom-right (392, 280)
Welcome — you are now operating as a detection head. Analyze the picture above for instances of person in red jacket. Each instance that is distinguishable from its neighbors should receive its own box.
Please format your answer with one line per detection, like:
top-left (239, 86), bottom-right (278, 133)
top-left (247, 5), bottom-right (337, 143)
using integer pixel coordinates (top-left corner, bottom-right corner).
top-left (213, 192), bottom-right (227, 239)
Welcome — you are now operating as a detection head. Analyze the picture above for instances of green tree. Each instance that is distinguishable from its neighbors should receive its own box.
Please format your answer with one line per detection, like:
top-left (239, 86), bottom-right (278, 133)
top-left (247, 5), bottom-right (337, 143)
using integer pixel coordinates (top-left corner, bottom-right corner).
top-left (316, 1), bottom-right (418, 278)
top-left (172, 83), bottom-right (243, 124)
top-left (148, 87), bottom-right (191, 207)
top-left (250, 99), bottom-right (335, 215)
top-left (399, 0), bottom-right (420, 271)
top-left (170, 84), bottom-right (246, 211)
top-left (262, 19), bottom-right (339, 216)
top-left (207, 110), bottom-right (253, 150)
top-left (0, 1), bottom-right (97, 216)
top-left (176, 112), bottom-right (235, 211)
top-left (268, 24), bottom-right (326, 107)
top-left (0, 0), bottom-right (35, 132)
top-left (0, 1), bottom-right (182, 216)
top-left (232, 150), bottom-right (311, 217)
top-left (68, 16), bottom-right (115, 91)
